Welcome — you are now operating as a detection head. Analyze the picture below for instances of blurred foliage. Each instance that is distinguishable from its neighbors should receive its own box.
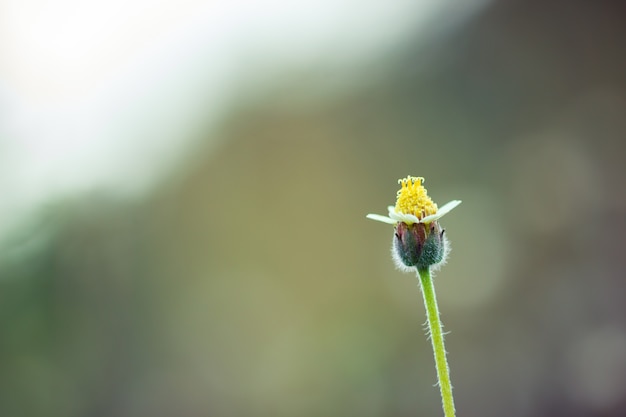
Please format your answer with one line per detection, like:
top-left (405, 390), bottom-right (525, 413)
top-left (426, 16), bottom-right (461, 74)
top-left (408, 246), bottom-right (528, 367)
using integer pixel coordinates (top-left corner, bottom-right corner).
top-left (2, 1), bottom-right (626, 416)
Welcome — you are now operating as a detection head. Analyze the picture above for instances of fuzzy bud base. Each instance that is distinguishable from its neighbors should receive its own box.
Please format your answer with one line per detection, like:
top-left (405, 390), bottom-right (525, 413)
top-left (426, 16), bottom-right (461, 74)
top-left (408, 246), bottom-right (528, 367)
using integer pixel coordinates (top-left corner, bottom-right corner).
top-left (393, 221), bottom-right (446, 270)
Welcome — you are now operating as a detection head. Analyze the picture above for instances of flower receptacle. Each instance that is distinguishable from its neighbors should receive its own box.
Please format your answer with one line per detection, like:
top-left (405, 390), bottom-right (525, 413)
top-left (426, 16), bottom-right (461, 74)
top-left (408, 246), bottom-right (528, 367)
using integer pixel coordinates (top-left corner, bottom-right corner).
top-left (393, 220), bottom-right (446, 270)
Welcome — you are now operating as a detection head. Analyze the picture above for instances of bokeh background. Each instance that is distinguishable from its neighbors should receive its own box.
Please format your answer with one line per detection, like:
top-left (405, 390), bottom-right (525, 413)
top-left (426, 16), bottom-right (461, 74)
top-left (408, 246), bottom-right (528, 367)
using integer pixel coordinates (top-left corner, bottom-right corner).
top-left (1, 1), bottom-right (626, 416)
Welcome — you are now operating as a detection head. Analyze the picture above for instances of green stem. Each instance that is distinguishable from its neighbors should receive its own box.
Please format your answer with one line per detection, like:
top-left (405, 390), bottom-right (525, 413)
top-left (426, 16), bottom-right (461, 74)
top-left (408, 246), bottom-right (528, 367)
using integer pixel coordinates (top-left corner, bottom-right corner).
top-left (417, 267), bottom-right (456, 417)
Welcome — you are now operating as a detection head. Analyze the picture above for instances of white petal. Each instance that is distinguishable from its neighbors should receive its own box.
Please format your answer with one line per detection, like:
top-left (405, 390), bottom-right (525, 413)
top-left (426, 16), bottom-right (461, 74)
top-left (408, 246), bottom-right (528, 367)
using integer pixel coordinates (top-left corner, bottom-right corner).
top-left (437, 200), bottom-right (462, 216)
top-left (366, 213), bottom-right (397, 225)
top-left (421, 200), bottom-right (462, 223)
top-left (388, 210), bottom-right (420, 225)
top-left (419, 213), bottom-right (439, 223)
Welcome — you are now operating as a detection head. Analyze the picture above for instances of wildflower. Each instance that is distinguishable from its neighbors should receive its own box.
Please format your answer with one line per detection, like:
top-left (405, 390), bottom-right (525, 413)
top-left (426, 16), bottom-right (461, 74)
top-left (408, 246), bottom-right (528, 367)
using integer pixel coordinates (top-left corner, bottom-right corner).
top-left (366, 176), bottom-right (462, 417)
top-left (367, 176), bottom-right (461, 270)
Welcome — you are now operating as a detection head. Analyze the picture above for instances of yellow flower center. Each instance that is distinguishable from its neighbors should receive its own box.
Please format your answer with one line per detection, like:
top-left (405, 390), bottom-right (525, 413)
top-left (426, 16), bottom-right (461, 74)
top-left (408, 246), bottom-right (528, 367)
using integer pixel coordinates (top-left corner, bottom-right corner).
top-left (394, 176), bottom-right (438, 219)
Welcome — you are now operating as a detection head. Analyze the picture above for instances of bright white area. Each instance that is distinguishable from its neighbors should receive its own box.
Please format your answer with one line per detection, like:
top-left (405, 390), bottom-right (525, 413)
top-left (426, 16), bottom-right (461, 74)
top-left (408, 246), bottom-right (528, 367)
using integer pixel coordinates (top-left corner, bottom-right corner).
top-left (0, 0), bottom-right (486, 240)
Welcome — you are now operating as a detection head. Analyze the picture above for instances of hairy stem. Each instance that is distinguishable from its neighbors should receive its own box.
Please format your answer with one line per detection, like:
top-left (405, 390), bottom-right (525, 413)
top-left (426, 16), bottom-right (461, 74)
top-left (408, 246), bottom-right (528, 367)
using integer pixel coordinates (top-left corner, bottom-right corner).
top-left (417, 267), bottom-right (456, 417)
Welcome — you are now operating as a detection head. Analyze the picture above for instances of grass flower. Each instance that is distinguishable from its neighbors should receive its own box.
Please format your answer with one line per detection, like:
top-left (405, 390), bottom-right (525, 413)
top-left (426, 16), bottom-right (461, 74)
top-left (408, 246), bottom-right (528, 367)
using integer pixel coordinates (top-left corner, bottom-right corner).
top-left (366, 176), bottom-right (461, 417)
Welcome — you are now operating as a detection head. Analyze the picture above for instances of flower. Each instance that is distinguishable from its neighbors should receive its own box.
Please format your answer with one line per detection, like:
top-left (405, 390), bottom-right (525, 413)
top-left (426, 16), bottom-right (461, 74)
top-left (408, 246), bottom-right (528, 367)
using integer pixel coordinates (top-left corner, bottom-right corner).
top-left (366, 176), bottom-right (461, 270)
top-left (366, 176), bottom-right (461, 226)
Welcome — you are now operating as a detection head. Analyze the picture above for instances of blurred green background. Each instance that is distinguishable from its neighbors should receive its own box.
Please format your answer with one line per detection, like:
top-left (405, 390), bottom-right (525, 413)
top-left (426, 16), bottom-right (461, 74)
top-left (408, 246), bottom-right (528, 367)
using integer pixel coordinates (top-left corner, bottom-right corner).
top-left (2, 1), bottom-right (626, 416)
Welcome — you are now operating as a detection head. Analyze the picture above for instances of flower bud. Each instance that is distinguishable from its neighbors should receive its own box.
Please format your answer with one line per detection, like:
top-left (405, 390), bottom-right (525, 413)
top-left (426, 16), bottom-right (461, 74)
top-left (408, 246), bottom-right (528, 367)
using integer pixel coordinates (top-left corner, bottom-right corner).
top-left (393, 220), bottom-right (446, 270)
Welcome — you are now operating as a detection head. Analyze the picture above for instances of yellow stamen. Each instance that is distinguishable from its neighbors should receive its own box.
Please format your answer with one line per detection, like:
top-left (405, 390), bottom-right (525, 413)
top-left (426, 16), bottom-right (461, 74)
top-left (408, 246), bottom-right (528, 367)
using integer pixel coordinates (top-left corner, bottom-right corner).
top-left (394, 176), bottom-right (438, 219)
